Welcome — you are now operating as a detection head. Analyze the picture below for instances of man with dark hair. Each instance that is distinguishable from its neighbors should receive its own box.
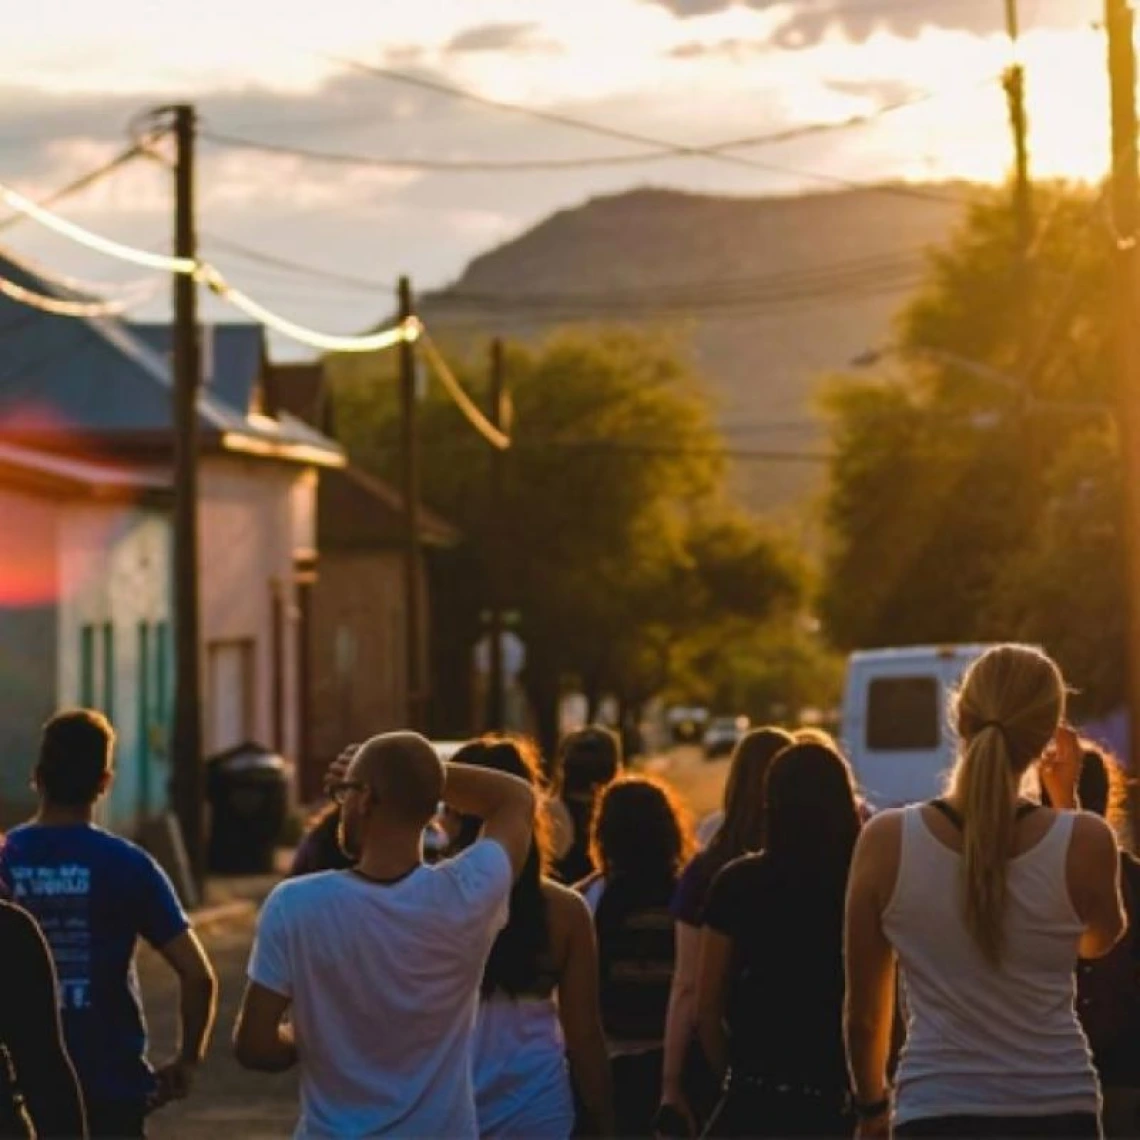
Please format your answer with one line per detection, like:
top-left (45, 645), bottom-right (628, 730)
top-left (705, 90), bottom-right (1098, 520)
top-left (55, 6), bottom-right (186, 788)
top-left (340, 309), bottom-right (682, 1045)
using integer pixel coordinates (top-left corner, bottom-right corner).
top-left (234, 731), bottom-right (535, 1138)
top-left (0, 709), bottom-right (218, 1139)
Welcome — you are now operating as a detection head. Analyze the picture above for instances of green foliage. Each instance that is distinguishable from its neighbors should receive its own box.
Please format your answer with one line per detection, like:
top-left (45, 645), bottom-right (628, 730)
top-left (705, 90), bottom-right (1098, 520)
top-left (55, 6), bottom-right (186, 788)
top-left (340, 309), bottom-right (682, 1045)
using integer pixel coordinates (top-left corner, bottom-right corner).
top-left (820, 183), bottom-right (1123, 712)
top-left (327, 326), bottom-right (806, 733)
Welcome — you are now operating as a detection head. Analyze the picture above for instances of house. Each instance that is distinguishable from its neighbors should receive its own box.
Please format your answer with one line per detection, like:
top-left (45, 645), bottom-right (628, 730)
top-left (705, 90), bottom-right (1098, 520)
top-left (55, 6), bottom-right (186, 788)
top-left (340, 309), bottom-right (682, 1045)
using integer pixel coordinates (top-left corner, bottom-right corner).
top-left (266, 363), bottom-right (457, 801)
top-left (0, 248), bottom-right (344, 831)
top-left (0, 442), bottom-right (170, 830)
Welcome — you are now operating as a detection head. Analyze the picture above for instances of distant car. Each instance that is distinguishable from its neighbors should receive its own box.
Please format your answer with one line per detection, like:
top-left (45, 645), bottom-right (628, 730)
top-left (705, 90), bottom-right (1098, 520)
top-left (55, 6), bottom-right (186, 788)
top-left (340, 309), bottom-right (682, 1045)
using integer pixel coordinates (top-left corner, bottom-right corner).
top-left (702, 715), bottom-right (751, 759)
top-left (667, 706), bottom-right (710, 744)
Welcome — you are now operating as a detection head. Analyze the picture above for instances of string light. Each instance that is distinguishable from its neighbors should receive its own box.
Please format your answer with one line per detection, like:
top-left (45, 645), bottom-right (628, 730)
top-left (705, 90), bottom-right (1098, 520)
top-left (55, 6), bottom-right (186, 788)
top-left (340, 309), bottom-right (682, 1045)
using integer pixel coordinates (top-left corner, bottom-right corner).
top-left (197, 265), bottom-right (418, 354)
top-left (0, 183), bottom-right (197, 275)
top-left (417, 333), bottom-right (511, 451)
top-left (0, 273), bottom-right (162, 318)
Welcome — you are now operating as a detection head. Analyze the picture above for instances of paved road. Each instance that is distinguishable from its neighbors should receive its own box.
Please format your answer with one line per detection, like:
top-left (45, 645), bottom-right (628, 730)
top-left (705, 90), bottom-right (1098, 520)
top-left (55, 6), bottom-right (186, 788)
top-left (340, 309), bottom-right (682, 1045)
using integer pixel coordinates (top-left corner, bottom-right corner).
top-left (139, 905), bottom-right (296, 1139)
top-left (136, 746), bottom-right (728, 1135)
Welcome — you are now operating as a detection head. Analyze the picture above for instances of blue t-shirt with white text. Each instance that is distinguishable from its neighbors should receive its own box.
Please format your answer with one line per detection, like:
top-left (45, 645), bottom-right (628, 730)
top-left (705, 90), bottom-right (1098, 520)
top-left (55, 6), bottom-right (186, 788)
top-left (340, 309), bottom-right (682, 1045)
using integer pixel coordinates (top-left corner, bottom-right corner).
top-left (0, 823), bottom-right (189, 1104)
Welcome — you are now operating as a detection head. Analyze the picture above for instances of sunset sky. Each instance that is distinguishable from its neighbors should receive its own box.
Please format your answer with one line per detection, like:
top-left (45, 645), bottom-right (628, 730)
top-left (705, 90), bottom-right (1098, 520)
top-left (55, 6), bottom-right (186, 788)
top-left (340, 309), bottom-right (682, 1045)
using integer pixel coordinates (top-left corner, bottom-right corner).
top-left (0, 0), bottom-right (1107, 352)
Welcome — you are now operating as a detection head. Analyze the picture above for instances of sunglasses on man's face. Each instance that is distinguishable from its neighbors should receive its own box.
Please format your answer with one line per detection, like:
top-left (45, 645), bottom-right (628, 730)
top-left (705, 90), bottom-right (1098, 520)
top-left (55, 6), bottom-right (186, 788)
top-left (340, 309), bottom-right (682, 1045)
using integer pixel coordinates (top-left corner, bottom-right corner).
top-left (329, 779), bottom-right (367, 805)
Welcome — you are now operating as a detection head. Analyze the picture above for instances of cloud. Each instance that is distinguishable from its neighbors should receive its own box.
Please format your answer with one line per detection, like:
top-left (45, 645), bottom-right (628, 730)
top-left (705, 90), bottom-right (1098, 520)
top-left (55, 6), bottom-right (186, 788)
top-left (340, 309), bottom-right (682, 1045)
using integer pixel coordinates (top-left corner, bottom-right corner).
top-left (645, 0), bottom-right (1092, 43)
top-left (445, 22), bottom-right (560, 54)
top-left (668, 38), bottom-right (765, 59)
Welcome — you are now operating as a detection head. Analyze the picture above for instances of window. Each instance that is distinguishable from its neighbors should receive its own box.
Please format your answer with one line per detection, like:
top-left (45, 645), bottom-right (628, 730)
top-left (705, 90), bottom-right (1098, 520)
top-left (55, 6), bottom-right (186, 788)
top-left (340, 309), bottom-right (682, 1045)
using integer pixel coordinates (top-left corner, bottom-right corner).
top-left (866, 676), bottom-right (941, 751)
top-left (79, 623), bottom-right (114, 716)
top-left (102, 622), bottom-right (115, 723)
top-left (79, 625), bottom-right (96, 707)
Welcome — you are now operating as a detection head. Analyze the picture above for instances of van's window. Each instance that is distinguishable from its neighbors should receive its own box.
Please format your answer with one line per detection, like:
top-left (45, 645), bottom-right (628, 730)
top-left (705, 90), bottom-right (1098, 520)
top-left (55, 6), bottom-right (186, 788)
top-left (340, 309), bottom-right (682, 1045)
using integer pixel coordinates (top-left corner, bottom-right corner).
top-left (866, 676), bottom-right (941, 750)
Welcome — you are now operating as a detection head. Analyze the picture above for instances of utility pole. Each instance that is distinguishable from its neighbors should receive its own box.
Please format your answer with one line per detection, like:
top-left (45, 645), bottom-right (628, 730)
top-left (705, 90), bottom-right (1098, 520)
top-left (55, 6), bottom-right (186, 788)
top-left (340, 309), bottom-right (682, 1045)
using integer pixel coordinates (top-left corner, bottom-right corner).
top-left (1003, 0), bottom-right (1033, 255)
top-left (1105, 0), bottom-right (1140, 847)
top-left (485, 338), bottom-right (506, 732)
top-left (170, 104), bottom-right (204, 894)
top-left (398, 276), bottom-right (424, 731)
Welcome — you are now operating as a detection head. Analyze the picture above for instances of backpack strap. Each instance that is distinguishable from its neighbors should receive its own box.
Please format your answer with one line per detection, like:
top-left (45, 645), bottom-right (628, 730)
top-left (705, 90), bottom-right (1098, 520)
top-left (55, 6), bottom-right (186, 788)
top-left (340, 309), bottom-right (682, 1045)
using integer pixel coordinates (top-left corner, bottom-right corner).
top-left (928, 798), bottom-right (1039, 830)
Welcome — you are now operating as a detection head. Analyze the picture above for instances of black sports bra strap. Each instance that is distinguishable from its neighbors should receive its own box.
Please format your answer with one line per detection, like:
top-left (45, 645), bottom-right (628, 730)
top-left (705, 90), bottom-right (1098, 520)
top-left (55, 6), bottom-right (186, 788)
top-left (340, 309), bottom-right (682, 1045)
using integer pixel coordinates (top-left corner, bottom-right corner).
top-left (928, 798), bottom-right (963, 829)
top-left (928, 798), bottom-right (1039, 830)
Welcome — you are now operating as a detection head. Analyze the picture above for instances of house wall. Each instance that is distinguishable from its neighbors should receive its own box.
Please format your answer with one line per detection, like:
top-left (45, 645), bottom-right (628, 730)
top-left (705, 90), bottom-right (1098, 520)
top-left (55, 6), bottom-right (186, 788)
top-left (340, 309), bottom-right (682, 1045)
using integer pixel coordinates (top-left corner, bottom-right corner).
top-left (57, 504), bottom-right (171, 833)
top-left (198, 458), bottom-right (316, 788)
top-left (0, 488), bottom-right (60, 824)
top-left (308, 549), bottom-right (409, 780)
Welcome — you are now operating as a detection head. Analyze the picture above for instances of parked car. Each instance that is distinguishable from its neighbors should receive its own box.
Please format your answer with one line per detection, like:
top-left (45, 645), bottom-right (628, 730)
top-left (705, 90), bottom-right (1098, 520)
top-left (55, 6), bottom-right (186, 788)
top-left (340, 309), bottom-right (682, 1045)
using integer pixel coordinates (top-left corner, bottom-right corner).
top-left (702, 715), bottom-right (751, 759)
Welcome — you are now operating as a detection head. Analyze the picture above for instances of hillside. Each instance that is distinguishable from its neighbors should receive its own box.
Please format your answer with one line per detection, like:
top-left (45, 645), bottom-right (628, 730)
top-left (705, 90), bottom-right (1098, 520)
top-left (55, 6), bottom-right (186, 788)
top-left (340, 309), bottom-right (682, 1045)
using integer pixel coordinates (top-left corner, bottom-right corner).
top-left (416, 185), bottom-right (972, 529)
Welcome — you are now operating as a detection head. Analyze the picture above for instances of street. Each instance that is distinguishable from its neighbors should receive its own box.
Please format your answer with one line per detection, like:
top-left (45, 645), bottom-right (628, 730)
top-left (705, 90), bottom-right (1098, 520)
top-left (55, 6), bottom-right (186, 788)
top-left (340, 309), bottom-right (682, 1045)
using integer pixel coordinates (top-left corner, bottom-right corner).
top-left (137, 747), bottom-right (726, 1136)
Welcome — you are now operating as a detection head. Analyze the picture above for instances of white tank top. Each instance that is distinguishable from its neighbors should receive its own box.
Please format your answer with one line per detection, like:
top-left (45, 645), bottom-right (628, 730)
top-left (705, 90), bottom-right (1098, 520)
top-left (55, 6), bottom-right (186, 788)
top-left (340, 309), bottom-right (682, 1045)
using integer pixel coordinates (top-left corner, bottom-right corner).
top-left (472, 995), bottom-right (575, 1139)
top-left (883, 805), bottom-right (1098, 1125)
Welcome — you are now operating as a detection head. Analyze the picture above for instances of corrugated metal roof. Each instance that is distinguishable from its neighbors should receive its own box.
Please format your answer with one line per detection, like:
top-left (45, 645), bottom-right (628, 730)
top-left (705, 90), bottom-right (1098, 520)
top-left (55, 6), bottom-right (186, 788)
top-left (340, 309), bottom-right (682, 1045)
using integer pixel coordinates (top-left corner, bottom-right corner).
top-left (0, 246), bottom-right (344, 466)
top-left (131, 323), bottom-right (263, 415)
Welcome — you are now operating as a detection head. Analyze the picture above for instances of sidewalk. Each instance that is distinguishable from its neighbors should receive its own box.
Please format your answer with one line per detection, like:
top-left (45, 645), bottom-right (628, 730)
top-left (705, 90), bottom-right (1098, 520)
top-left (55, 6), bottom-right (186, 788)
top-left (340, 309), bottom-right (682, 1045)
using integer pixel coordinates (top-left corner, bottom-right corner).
top-left (190, 847), bottom-right (293, 929)
top-left (142, 848), bottom-right (299, 1139)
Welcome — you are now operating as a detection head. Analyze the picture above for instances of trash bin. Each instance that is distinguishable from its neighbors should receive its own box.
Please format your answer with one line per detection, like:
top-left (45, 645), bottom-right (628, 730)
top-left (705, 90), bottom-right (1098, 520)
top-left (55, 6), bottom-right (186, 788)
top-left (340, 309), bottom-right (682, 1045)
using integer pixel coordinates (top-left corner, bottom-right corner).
top-left (206, 743), bottom-right (288, 874)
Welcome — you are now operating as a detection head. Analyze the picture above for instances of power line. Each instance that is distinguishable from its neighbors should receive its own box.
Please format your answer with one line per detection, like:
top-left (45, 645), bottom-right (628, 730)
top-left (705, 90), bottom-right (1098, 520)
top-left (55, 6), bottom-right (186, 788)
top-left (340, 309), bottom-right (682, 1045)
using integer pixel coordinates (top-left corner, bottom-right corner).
top-left (322, 51), bottom-right (971, 205)
top-left (0, 141), bottom-right (153, 234)
top-left (198, 76), bottom-right (998, 175)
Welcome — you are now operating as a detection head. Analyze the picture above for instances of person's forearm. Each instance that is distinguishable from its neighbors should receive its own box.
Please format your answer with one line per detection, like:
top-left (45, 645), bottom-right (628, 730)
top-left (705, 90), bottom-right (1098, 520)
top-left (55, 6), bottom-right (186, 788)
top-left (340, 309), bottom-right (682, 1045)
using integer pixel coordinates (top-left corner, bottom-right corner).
top-left (236, 1023), bottom-right (297, 1073)
top-left (179, 973), bottom-right (219, 1065)
top-left (662, 980), bottom-right (697, 1096)
top-left (442, 761), bottom-right (533, 820)
top-left (845, 1011), bottom-right (891, 1103)
top-left (697, 1010), bottom-right (728, 1081)
top-left (569, 1041), bottom-right (615, 1137)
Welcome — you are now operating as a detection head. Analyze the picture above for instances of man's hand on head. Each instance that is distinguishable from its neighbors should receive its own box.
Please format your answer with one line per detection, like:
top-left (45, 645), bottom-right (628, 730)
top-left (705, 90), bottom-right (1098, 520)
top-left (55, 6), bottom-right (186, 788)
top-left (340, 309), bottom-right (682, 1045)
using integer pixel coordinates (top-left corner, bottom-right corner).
top-left (324, 744), bottom-right (362, 796)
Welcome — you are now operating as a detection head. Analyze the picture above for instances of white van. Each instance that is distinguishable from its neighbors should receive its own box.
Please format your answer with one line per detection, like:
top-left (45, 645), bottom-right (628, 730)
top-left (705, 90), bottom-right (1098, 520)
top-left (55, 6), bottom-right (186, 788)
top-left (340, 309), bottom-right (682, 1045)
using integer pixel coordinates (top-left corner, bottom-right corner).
top-left (840, 644), bottom-right (996, 810)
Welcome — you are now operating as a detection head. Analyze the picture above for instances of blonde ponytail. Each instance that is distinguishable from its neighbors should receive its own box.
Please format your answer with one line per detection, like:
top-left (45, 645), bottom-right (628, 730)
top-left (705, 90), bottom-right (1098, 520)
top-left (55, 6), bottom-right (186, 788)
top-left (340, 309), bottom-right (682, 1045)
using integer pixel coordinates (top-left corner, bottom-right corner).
top-left (949, 644), bottom-right (1066, 968)
top-left (957, 727), bottom-right (1017, 965)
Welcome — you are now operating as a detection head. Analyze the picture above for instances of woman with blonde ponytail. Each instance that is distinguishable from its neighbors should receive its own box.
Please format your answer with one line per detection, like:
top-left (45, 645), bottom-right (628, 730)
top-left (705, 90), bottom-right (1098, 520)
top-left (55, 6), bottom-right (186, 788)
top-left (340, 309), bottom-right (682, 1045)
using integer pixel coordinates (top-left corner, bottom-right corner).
top-left (844, 644), bottom-right (1126, 1139)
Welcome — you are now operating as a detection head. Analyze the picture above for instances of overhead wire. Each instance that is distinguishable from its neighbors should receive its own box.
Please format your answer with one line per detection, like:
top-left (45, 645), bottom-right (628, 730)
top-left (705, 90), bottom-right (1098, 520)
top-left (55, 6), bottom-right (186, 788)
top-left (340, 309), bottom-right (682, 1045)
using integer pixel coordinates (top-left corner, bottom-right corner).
top-left (197, 73), bottom-right (1000, 175)
top-left (320, 50), bottom-right (971, 205)
top-left (0, 180), bottom-right (422, 354)
top-left (416, 332), bottom-right (511, 450)
top-left (0, 140), bottom-right (156, 234)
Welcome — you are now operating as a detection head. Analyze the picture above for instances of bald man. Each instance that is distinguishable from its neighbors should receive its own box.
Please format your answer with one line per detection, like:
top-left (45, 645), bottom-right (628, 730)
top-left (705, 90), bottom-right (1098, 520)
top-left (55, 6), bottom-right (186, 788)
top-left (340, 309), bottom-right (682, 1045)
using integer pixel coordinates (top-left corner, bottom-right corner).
top-left (234, 733), bottom-right (535, 1139)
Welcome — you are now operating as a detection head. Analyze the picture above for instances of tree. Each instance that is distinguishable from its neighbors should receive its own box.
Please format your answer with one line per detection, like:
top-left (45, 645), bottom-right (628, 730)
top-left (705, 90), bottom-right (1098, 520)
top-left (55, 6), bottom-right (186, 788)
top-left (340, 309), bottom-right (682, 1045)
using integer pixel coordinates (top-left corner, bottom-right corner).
top-left (328, 326), bottom-right (803, 751)
top-left (819, 182), bottom-right (1122, 710)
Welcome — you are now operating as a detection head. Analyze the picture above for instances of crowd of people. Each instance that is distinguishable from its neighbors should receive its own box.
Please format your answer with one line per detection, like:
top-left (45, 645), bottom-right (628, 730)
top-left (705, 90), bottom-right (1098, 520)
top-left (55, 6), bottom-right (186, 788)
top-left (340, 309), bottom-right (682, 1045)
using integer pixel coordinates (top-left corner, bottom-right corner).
top-left (0, 643), bottom-right (1138, 1139)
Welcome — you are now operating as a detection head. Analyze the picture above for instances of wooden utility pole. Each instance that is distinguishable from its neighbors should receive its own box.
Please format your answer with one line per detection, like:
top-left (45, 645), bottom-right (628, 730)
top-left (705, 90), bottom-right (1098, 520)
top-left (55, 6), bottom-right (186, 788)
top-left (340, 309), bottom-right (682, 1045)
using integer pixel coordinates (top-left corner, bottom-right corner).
top-left (485, 338), bottom-right (506, 732)
top-left (398, 276), bottom-right (424, 731)
top-left (1003, 0), bottom-right (1033, 254)
top-left (1105, 0), bottom-right (1140, 844)
top-left (170, 104), bottom-right (205, 892)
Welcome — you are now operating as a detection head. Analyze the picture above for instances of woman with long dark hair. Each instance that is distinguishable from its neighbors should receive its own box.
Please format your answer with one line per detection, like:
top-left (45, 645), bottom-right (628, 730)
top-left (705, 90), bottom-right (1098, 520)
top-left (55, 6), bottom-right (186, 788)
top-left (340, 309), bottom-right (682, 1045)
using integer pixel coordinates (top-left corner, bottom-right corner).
top-left (450, 737), bottom-right (614, 1139)
top-left (696, 740), bottom-right (861, 1137)
top-left (579, 774), bottom-right (694, 1137)
top-left (657, 727), bottom-right (794, 1135)
top-left (845, 644), bottom-right (1124, 1139)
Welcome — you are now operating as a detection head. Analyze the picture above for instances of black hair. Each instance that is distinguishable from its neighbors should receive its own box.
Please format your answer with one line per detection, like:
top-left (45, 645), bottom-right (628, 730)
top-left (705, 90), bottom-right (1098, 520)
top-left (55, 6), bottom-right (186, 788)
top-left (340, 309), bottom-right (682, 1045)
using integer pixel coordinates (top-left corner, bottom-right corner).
top-left (37, 709), bottom-right (114, 806)
top-left (557, 726), bottom-right (622, 798)
top-left (764, 741), bottom-right (861, 882)
top-left (451, 736), bottom-right (552, 999)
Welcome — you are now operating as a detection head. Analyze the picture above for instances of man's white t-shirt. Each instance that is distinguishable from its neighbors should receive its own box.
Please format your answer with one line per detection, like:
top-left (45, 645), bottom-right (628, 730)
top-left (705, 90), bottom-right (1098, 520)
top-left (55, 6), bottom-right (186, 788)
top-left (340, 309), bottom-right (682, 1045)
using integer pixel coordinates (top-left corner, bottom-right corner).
top-left (248, 839), bottom-right (512, 1139)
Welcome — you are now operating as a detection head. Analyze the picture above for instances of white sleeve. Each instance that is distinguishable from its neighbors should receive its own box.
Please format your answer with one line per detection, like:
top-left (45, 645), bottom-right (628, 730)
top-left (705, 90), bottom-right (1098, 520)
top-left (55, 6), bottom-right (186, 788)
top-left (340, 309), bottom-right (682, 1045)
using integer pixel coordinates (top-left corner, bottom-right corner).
top-left (247, 886), bottom-right (293, 998)
top-left (440, 839), bottom-right (513, 934)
